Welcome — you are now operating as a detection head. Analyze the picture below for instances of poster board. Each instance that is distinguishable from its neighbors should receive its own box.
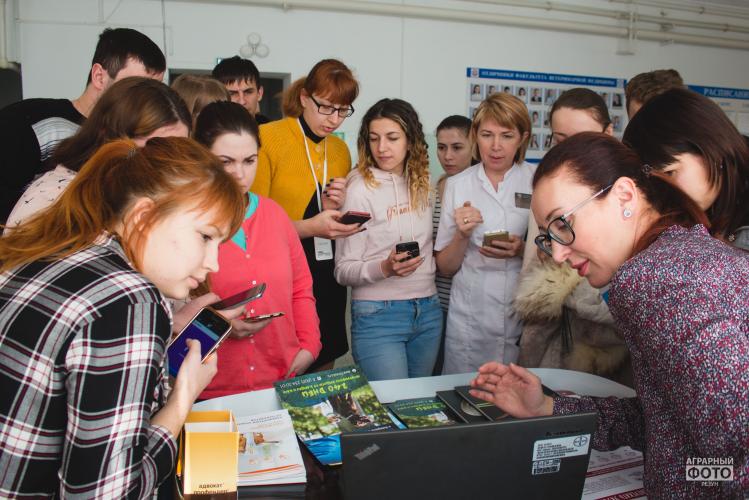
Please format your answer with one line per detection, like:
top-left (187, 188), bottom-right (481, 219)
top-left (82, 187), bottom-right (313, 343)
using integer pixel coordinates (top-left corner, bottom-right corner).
top-left (688, 84), bottom-right (749, 135)
top-left (466, 67), bottom-right (627, 163)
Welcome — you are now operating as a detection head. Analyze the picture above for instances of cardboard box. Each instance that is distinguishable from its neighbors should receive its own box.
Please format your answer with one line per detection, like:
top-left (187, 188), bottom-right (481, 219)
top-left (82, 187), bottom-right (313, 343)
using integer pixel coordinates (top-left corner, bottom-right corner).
top-left (178, 410), bottom-right (238, 499)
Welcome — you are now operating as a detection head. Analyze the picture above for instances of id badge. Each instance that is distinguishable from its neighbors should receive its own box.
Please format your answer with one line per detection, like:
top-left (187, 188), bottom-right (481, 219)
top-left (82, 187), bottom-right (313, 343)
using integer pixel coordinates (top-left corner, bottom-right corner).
top-left (515, 192), bottom-right (532, 209)
top-left (314, 237), bottom-right (334, 261)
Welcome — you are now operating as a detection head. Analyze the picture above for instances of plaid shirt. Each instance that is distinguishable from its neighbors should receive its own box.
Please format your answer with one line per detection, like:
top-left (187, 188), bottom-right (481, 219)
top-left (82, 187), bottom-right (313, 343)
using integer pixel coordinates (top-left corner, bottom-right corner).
top-left (0, 235), bottom-right (177, 499)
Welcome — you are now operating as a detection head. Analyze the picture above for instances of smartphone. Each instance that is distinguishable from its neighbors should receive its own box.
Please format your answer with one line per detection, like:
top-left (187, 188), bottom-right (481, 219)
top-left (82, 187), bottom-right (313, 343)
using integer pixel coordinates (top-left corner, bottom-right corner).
top-left (338, 211), bottom-right (372, 225)
top-left (244, 311), bottom-right (285, 322)
top-left (395, 241), bottom-right (420, 261)
top-left (483, 230), bottom-right (510, 247)
top-left (167, 307), bottom-right (232, 377)
top-left (211, 283), bottom-right (266, 310)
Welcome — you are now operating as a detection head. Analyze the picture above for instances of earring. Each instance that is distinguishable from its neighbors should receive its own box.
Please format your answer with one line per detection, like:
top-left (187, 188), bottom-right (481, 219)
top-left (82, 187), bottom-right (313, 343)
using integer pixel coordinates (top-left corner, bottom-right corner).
top-left (623, 208), bottom-right (632, 218)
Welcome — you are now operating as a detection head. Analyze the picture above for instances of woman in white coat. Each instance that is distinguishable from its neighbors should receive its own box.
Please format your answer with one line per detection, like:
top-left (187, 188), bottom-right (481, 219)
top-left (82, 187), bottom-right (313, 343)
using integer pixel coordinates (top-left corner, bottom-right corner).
top-left (435, 92), bottom-right (533, 373)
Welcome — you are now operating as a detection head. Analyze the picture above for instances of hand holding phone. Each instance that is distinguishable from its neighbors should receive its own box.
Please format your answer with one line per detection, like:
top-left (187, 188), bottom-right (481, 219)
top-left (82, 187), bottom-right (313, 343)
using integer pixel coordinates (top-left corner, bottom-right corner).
top-left (211, 283), bottom-right (266, 310)
top-left (167, 307), bottom-right (232, 377)
top-left (395, 241), bottom-right (420, 262)
top-left (338, 211), bottom-right (371, 226)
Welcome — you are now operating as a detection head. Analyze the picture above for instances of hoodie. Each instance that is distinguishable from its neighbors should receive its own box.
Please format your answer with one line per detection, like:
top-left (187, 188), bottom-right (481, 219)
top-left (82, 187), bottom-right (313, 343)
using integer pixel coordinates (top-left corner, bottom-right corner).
top-left (334, 166), bottom-right (437, 301)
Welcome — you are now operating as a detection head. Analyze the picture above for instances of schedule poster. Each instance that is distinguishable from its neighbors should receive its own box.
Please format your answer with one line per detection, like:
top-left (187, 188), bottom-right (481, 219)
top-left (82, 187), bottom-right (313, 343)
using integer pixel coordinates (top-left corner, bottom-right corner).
top-left (466, 67), bottom-right (627, 163)
top-left (688, 84), bottom-right (749, 136)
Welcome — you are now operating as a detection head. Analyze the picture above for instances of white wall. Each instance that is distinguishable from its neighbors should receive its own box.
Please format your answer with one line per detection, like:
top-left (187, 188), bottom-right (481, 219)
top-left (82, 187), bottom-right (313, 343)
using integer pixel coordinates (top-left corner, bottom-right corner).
top-left (12, 0), bottom-right (749, 146)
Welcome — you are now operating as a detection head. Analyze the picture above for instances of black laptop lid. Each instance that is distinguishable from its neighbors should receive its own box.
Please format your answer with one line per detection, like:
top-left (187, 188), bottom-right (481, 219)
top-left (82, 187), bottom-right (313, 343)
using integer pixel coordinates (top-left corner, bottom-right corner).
top-left (341, 412), bottom-right (597, 500)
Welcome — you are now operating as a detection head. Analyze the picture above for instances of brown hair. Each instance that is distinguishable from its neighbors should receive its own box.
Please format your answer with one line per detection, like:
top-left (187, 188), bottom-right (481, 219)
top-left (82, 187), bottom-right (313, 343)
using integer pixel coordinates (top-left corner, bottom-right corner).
top-left (534, 132), bottom-right (708, 255)
top-left (625, 69), bottom-right (684, 112)
top-left (623, 88), bottom-right (749, 238)
top-left (282, 59), bottom-right (359, 117)
top-left (171, 74), bottom-right (230, 122)
top-left (471, 92), bottom-right (531, 163)
top-left (0, 137), bottom-right (244, 273)
top-left (356, 98), bottom-right (430, 211)
top-left (550, 88), bottom-right (611, 130)
top-left (53, 77), bottom-right (192, 172)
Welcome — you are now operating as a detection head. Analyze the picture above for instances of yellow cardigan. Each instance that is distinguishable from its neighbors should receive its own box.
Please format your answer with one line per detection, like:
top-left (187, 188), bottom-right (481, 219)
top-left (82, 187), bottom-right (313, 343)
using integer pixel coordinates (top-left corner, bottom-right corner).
top-left (252, 117), bottom-right (352, 221)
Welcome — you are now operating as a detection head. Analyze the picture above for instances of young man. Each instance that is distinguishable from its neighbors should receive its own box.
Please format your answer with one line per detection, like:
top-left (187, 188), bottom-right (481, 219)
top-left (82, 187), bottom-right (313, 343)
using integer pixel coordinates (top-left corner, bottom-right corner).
top-left (625, 69), bottom-right (684, 118)
top-left (212, 56), bottom-right (269, 124)
top-left (0, 28), bottom-right (166, 224)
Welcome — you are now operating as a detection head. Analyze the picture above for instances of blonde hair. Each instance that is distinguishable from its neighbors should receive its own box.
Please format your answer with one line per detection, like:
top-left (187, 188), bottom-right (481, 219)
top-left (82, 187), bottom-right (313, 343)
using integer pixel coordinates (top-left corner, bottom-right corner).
top-left (356, 98), bottom-right (430, 211)
top-left (471, 92), bottom-right (531, 163)
top-left (0, 138), bottom-right (244, 273)
top-left (171, 74), bottom-right (230, 122)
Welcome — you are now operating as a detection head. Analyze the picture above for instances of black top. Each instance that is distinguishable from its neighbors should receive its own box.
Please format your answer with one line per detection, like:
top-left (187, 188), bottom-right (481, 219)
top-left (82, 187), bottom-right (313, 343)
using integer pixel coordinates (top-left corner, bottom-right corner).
top-left (299, 114), bottom-right (324, 144)
top-left (0, 98), bottom-right (85, 224)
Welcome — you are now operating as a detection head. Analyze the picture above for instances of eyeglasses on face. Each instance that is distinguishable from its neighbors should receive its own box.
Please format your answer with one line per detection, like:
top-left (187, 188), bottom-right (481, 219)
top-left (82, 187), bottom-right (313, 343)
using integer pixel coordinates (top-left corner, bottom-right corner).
top-left (534, 185), bottom-right (612, 257)
top-left (309, 95), bottom-right (354, 118)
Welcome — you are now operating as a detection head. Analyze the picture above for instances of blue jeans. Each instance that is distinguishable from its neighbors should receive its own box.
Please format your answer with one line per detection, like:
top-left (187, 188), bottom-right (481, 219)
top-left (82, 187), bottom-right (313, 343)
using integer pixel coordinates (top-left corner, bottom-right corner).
top-left (350, 295), bottom-right (442, 381)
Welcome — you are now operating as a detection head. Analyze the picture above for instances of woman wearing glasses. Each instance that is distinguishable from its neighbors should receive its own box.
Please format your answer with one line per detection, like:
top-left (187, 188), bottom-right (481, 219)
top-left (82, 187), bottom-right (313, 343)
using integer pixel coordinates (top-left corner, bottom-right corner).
top-left (252, 59), bottom-right (361, 371)
top-left (514, 88), bottom-right (628, 382)
top-left (471, 133), bottom-right (749, 498)
top-left (435, 92), bottom-right (533, 373)
top-left (623, 88), bottom-right (749, 251)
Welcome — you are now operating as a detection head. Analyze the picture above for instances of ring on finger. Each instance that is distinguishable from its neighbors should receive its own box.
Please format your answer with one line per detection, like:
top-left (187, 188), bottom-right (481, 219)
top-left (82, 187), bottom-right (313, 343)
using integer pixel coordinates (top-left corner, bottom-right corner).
top-left (463, 217), bottom-right (469, 224)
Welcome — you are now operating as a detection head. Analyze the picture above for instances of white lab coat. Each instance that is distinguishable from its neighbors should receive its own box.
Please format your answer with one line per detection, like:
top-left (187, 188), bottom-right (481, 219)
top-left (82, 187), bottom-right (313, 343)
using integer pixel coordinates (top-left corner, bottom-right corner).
top-left (435, 162), bottom-right (535, 373)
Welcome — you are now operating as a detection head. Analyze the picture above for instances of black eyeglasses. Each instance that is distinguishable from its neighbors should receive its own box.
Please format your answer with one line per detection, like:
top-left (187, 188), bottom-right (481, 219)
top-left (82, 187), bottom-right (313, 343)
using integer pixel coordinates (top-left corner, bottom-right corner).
top-left (309, 95), bottom-right (354, 118)
top-left (534, 185), bottom-right (612, 257)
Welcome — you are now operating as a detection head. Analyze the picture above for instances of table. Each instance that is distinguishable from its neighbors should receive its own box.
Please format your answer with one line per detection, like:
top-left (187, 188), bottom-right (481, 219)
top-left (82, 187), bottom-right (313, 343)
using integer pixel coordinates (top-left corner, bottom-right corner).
top-left (193, 368), bottom-right (643, 499)
top-left (193, 367), bottom-right (636, 413)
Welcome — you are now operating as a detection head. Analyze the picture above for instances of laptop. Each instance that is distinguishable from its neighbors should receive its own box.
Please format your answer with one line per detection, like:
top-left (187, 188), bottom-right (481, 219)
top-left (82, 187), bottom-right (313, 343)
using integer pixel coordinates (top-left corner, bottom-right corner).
top-left (340, 411), bottom-right (597, 500)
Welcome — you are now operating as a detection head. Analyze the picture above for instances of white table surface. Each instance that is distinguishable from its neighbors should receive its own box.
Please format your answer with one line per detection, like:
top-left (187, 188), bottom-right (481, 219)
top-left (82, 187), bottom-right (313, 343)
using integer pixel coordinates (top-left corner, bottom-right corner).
top-left (194, 367), bottom-right (636, 414)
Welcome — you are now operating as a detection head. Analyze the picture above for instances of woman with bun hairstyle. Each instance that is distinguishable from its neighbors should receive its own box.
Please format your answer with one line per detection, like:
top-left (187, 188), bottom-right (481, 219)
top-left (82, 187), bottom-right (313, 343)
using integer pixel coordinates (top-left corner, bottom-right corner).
top-left (0, 137), bottom-right (244, 497)
top-left (334, 98), bottom-right (441, 381)
top-left (435, 92), bottom-right (534, 374)
top-left (7, 77), bottom-right (191, 228)
top-left (471, 132), bottom-right (748, 498)
top-left (515, 88), bottom-right (629, 383)
top-left (623, 88), bottom-right (749, 250)
top-left (253, 59), bottom-right (362, 371)
top-left (194, 101), bottom-right (321, 396)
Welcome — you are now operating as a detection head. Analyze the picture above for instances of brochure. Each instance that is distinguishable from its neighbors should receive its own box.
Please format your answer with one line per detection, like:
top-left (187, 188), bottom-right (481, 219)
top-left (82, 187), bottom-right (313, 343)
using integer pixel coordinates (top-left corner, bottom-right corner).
top-left (274, 365), bottom-right (396, 466)
top-left (387, 397), bottom-right (460, 428)
top-left (236, 409), bottom-right (306, 486)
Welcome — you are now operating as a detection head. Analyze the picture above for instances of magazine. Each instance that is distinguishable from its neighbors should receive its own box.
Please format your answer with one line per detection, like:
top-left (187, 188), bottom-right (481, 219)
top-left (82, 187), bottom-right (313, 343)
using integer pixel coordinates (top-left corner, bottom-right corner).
top-left (387, 397), bottom-right (460, 428)
top-left (274, 365), bottom-right (396, 466)
top-left (236, 410), bottom-right (306, 486)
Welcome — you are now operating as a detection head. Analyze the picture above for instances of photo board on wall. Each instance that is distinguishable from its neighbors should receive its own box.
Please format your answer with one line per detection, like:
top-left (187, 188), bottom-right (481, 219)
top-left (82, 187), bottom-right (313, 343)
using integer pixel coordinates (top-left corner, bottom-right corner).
top-left (467, 67), bottom-right (627, 163)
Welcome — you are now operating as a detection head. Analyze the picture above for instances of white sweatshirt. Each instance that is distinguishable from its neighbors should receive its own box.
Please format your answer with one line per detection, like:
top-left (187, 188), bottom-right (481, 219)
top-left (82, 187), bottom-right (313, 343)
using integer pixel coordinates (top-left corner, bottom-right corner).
top-left (334, 166), bottom-right (437, 301)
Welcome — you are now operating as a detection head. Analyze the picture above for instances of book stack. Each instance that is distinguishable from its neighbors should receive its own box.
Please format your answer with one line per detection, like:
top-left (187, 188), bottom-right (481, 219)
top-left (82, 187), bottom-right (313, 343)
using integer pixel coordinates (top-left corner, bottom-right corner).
top-left (274, 365), bottom-right (397, 466)
top-left (236, 410), bottom-right (306, 487)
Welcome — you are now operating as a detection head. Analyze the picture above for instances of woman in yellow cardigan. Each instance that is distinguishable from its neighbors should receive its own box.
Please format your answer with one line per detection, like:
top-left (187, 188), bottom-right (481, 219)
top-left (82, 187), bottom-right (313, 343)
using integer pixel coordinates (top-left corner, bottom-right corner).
top-left (252, 59), bottom-right (361, 370)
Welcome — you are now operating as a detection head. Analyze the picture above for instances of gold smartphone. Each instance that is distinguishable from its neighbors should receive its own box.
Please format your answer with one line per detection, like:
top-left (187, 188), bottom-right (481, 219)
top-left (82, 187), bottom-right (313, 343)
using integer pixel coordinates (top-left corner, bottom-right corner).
top-left (482, 230), bottom-right (509, 247)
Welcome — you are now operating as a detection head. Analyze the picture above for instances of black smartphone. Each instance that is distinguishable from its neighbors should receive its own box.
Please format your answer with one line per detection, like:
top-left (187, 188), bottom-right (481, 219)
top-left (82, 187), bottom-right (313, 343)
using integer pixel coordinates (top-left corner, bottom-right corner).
top-left (395, 241), bottom-right (420, 261)
top-left (244, 311), bottom-right (285, 322)
top-left (212, 283), bottom-right (266, 310)
top-left (338, 211), bottom-right (372, 225)
top-left (167, 307), bottom-right (232, 377)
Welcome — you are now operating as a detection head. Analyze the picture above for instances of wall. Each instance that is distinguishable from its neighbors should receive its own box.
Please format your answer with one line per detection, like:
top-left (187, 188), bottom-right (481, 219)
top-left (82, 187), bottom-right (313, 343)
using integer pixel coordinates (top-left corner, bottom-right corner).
top-left (11, 0), bottom-right (749, 150)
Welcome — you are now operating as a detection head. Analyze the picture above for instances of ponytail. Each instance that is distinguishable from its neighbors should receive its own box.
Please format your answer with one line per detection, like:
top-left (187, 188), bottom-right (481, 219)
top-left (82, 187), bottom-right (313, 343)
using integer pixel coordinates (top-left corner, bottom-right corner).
top-left (282, 77), bottom-right (306, 117)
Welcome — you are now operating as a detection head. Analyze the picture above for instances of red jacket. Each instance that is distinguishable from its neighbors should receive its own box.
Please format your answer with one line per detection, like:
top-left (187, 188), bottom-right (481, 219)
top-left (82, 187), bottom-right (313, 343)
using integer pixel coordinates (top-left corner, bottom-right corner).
top-left (200, 195), bottom-right (321, 398)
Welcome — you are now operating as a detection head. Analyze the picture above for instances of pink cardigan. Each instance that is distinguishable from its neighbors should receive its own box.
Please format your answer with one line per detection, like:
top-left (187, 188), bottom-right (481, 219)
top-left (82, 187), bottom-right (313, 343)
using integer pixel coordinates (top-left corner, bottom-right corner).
top-left (200, 195), bottom-right (321, 398)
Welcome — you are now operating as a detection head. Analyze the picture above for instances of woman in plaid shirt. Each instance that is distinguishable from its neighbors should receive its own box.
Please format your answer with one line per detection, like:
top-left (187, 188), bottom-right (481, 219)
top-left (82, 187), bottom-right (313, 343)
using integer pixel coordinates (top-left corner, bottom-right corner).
top-left (0, 137), bottom-right (244, 498)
